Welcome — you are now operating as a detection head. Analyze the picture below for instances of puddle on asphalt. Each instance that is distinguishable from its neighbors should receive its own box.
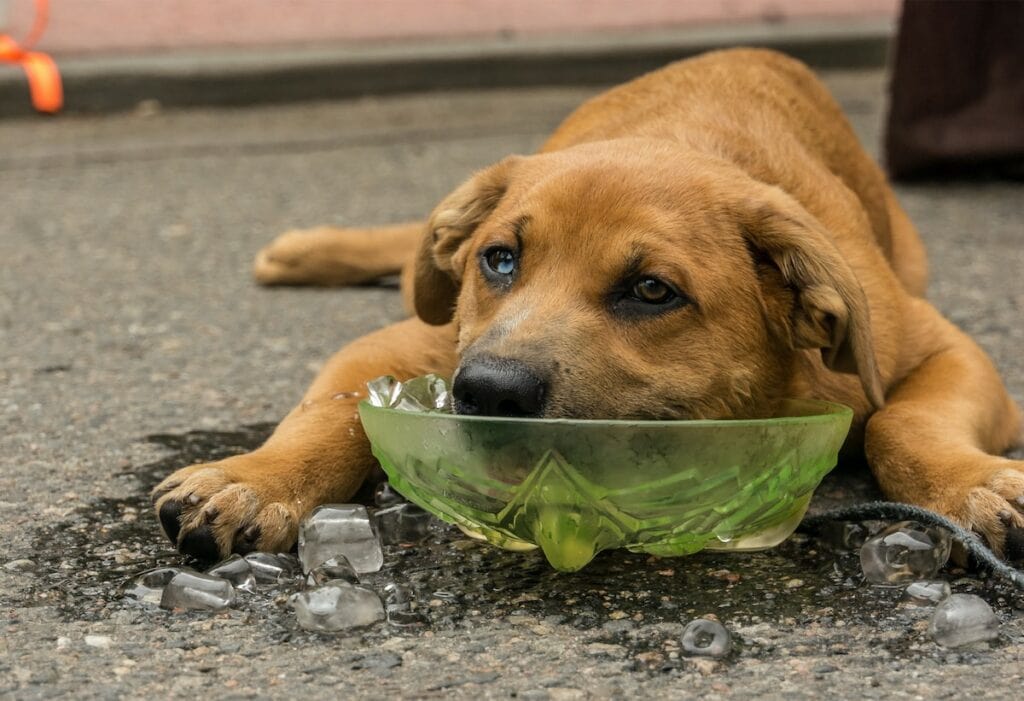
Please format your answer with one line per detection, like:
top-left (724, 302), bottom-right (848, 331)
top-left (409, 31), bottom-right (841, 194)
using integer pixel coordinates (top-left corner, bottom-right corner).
top-left (21, 425), bottom-right (1024, 671)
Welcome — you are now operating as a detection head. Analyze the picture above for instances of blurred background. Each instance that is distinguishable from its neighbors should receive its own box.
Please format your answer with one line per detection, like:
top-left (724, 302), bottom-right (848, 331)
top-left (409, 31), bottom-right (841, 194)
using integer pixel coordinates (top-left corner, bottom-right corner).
top-left (1, 0), bottom-right (899, 117)
top-left (3, 0), bottom-right (896, 53)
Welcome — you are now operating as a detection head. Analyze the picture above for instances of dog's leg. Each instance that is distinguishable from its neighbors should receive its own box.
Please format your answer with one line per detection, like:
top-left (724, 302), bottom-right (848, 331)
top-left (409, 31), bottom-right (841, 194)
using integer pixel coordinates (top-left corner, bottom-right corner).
top-left (151, 317), bottom-right (456, 560)
top-left (865, 303), bottom-right (1023, 552)
top-left (253, 221), bottom-right (423, 287)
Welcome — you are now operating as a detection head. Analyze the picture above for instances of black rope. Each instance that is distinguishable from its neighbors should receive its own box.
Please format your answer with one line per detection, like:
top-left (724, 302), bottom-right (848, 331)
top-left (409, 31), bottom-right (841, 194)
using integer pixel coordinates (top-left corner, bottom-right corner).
top-left (798, 501), bottom-right (1024, 589)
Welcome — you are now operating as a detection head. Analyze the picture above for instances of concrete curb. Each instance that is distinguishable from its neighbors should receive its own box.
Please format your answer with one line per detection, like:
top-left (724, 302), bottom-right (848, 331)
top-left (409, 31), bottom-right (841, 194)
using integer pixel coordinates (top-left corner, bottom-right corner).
top-left (0, 19), bottom-right (892, 118)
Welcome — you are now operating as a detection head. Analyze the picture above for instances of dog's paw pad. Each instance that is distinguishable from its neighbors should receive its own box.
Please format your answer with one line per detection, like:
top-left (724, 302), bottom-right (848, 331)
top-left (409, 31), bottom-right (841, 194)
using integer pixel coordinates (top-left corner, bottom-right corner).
top-left (985, 467), bottom-right (1024, 509)
top-left (151, 461), bottom-right (300, 561)
top-left (178, 523), bottom-right (222, 561)
top-left (951, 483), bottom-right (1024, 557)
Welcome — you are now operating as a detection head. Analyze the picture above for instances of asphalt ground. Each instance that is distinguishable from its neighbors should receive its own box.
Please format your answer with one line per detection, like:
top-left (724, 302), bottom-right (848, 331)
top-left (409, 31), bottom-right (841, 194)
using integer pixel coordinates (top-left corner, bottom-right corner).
top-left (2, 69), bottom-right (1024, 698)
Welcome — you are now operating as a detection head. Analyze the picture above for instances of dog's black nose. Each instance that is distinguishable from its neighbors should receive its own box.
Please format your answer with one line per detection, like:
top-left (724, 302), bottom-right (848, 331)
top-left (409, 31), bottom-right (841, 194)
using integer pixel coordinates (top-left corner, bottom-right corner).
top-left (453, 356), bottom-right (547, 417)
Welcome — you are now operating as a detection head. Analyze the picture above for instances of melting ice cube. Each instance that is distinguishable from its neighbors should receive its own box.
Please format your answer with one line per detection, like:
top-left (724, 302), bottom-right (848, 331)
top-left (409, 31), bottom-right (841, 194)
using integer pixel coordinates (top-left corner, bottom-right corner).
top-left (298, 504), bottom-right (383, 574)
top-left (396, 374), bottom-right (451, 411)
top-left (124, 566), bottom-right (180, 606)
top-left (383, 582), bottom-right (424, 626)
top-left (366, 376), bottom-right (402, 408)
top-left (929, 593), bottom-right (999, 647)
top-left (901, 580), bottom-right (951, 606)
top-left (206, 554), bottom-right (257, 593)
top-left (305, 555), bottom-right (359, 587)
top-left (819, 521), bottom-right (869, 553)
top-left (289, 581), bottom-right (385, 632)
top-left (859, 521), bottom-right (951, 584)
top-left (243, 552), bottom-right (301, 585)
top-left (680, 619), bottom-right (732, 658)
top-left (375, 504), bottom-right (434, 545)
top-left (160, 570), bottom-right (235, 611)
top-left (365, 374), bottom-right (450, 411)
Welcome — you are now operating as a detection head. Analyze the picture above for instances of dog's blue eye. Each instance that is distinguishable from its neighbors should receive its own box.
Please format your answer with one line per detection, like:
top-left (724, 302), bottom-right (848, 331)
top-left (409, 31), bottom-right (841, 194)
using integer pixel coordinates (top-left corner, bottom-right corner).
top-left (631, 277), bottom-right (674, 304)
top-left (484, 247), bottom-right (516, 276)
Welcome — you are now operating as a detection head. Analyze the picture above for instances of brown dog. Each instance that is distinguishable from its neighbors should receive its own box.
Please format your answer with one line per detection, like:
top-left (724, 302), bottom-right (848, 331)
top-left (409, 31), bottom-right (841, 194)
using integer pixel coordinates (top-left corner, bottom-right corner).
top-left (153, 48), bottom-right (1024, 562)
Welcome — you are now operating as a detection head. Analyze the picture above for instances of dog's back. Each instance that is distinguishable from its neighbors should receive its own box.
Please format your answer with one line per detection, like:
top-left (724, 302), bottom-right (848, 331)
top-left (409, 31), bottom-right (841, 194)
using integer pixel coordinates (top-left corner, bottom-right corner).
top-left (542, 48), bottom-right (912, 282)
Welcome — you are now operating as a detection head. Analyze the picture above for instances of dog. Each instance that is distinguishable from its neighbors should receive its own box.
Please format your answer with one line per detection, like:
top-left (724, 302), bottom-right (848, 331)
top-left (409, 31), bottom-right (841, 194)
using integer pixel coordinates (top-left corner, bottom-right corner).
top-left (153, 48), bottom-right (1024, 562)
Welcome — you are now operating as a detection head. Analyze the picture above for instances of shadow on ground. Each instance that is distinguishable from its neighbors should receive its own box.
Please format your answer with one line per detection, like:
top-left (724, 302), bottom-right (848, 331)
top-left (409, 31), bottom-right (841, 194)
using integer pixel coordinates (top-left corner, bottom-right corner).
top-left (19, 424), bottom-right (1024, 677)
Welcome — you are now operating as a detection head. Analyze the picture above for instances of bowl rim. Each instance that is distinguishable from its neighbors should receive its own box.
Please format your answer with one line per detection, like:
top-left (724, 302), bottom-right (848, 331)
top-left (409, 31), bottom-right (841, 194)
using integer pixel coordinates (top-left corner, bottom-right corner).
top-left (358, 397), bottom-right (853, 429)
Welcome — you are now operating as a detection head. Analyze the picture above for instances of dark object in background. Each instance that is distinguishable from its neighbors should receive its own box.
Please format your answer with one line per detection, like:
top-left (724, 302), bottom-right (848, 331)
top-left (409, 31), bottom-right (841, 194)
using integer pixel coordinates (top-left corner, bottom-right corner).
top-left (885, 0), bottom-right (1024, 179)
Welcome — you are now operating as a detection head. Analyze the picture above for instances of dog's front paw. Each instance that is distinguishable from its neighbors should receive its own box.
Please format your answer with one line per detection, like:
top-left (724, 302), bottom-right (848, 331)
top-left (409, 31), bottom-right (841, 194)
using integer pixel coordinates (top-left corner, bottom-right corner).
top-left (942, 461), bottom-right (1024, 556)
top-left (151, 454), bottom-right (302, 561)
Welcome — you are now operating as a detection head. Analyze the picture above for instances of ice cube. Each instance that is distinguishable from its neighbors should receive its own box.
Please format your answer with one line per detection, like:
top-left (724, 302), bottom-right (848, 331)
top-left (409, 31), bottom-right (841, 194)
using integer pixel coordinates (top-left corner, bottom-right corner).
top-left (124, 566), bottom-right (180, 606)
top-left (383, 582), bottom-right (414, 608)
top-left (206, 554), bottom-right (257, 593)
top-left (289, 581), bottom-right (385, 632)
top-left (680, 619), bottom-right (732, 658)
top-left (305, 556), bottom-right (359, 587)
top-left (366, 374), bottom-right (451, 412)
top-left (366, 376), bottom-right (402, 408)
top-left (859, 521), bottom-right (951, 584)
top-left (929, 594), bottom-right (999, 647)
top-left (299, 504), bottom-right (383, 574)
top-left (819, 521), bottom-right (868, 552)
top-left (374, 481), bottom-right (407, 508)
top-left (375, 504), bottom-right (434, 545)
top-left (160, 569), bottom-right (235, 611)
top-left (397, 374), bottom-right (451, 411)
top-left (901, 580), bottom-right (951, 606)
top-left (383, 582), bottom-right (424, 626)
top-left (243, 552), bottom-right (301, 585)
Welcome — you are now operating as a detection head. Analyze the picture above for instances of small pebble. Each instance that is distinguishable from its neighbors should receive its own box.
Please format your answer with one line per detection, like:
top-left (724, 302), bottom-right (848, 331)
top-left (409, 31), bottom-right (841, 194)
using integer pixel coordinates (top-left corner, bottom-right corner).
top-left (4, 559), bottom-right (37, 573)
top-left (84, 635), bottom-right (112, 649)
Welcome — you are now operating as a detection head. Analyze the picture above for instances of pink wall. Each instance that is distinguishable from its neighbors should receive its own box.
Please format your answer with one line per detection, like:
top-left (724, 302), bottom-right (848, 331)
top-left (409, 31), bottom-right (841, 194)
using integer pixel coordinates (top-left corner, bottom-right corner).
top-left (6, 0), bottom-right (898, 55)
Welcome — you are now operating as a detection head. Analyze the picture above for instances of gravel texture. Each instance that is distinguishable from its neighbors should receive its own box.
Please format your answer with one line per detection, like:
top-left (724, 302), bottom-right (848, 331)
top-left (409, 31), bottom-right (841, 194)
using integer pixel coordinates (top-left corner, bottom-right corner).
top-left (2, 70), bottom-right (1024, 699)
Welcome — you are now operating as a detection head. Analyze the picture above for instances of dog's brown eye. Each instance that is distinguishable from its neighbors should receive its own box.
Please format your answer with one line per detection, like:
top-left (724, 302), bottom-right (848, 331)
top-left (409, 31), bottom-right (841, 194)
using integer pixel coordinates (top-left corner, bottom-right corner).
top-left (631, 277), bottom-right (673, 304)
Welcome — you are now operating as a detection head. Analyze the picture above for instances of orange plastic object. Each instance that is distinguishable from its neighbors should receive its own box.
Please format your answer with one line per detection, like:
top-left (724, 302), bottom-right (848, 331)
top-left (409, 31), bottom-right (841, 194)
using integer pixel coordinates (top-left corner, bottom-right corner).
top-left (0, 0), bottom-right (63, 113)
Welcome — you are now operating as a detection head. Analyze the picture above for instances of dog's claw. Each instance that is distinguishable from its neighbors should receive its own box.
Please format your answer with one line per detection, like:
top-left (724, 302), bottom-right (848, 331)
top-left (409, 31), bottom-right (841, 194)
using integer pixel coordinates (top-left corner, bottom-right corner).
top-left (1005, 527), bottom-right (1024, 561)
top-left (234, 524), bottom-right (260, 555)
top-left (151, 482), bottom-right (178, 502)
top-left (158, 500), bottom-right (184, 544)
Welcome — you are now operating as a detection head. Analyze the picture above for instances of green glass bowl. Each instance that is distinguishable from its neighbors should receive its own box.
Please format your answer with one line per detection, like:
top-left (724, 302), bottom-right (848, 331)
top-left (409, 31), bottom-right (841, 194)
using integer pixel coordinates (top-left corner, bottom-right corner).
top-left (358, 380), bottom-right (852, 572)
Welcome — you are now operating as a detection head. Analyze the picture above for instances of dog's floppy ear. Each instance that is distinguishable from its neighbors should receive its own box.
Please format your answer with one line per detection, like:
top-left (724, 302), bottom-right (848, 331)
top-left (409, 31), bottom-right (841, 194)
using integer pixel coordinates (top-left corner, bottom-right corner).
top-left (739, 183), bottom-right (885, 409)
top-left (414, 156), bottom-right (520, 325)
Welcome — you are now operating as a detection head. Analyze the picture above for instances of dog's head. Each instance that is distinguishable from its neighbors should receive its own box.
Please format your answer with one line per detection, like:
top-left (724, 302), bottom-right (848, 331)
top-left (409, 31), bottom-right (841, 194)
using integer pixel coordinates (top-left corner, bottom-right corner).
top-left (415, 140), bottom-right (882, 420)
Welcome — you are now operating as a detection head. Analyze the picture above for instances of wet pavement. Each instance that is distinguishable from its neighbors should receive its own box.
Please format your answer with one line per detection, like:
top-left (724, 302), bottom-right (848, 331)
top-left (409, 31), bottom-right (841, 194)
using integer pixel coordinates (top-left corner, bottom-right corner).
top-left (3, 69), bottom-right (1024, 698)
